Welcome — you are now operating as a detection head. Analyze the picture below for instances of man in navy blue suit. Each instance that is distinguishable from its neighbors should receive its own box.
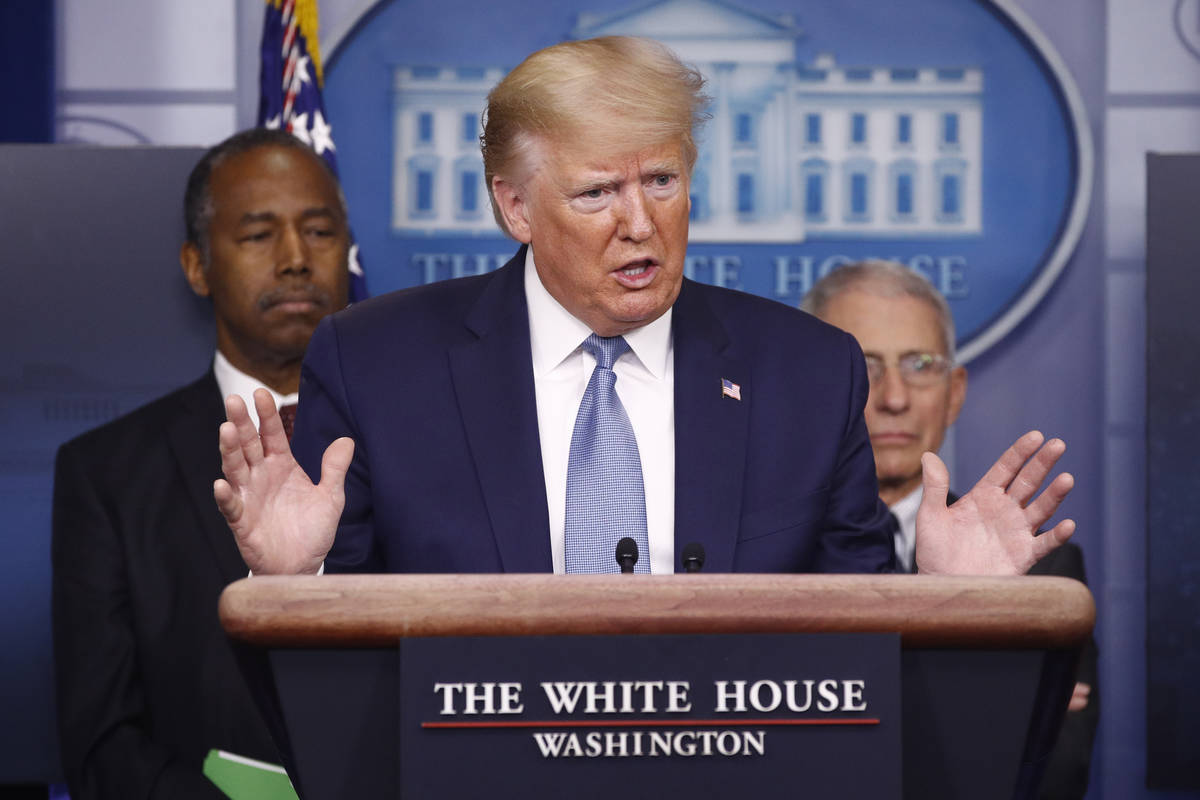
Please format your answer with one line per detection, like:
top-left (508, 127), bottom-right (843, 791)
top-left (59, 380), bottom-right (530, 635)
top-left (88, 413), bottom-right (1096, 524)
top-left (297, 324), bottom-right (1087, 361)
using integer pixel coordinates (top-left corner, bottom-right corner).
top-left (213, 36), bottom-right (1076, 579)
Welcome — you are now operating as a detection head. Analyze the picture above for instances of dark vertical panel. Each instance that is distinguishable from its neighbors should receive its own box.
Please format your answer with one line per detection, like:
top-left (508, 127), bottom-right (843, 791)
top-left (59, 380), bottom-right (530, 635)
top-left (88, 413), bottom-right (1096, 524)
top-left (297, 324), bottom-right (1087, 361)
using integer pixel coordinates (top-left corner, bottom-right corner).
top-left (0, 1), bottom-right (54, 142)
top-left (1146, 152), bottom-right (1200, 789)
top-left (0, 145), bottom-right (209, 781)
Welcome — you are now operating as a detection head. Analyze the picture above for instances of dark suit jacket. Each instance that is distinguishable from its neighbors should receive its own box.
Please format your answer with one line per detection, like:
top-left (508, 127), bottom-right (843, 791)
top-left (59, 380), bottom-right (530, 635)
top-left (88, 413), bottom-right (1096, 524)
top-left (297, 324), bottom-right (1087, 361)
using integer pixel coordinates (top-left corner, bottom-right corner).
top-left (52, 372), bottom-right (279, 799)
top-left (291, 246), bottom-right (895, 574)
top-left (934, 492), bottom-right (1098, 799)
top-left (1028, 542), bottom-right (1099, 800)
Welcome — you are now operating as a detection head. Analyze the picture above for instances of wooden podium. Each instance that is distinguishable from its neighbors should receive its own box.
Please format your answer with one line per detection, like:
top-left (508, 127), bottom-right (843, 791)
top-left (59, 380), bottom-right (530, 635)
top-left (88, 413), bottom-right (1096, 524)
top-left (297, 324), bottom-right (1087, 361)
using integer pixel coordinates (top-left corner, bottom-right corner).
top-left (220, 574), bottom-right (1093, 799)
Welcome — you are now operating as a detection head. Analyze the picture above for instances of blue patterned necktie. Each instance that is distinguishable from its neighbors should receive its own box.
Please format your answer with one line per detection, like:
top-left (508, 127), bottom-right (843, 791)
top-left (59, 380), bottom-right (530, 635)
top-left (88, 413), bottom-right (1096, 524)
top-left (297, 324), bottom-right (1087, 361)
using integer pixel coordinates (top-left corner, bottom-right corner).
top-left (564, 334), bottom-right (650, 573)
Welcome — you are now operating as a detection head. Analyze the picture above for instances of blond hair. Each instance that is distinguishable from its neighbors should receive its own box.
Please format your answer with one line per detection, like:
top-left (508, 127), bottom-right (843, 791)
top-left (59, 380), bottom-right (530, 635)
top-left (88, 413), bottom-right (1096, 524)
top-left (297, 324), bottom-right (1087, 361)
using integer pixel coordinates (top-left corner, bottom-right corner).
top-left (481, 36), bottom-right (708, 234)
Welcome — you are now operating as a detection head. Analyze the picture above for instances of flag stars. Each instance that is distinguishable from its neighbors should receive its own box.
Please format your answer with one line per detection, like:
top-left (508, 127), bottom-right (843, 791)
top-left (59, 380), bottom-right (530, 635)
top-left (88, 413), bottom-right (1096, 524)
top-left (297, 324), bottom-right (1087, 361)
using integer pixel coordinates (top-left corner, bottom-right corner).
top-left (288, 112), bottom-right (311, 146)
top-left (309, 110), bottom-right (336, 156)
top-left (293, 54), bottom-right (312, 88)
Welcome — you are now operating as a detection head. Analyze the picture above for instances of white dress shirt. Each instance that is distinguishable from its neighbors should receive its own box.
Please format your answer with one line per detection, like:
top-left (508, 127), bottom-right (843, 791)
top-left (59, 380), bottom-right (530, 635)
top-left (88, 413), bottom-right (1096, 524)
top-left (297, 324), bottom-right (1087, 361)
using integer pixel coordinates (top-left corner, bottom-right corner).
top-left (890, 486), bottom-right (922, 573)
top-left (524, 248), bottom-right (676, 574)
top-left (212, 350), bottom-right (298, 431)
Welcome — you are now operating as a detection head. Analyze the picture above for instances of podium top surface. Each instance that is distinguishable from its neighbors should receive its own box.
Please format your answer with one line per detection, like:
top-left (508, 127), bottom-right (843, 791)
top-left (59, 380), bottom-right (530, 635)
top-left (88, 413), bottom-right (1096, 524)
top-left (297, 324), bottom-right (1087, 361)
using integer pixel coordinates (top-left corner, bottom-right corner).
top-left (220, 574), bottom-right (1094, 649)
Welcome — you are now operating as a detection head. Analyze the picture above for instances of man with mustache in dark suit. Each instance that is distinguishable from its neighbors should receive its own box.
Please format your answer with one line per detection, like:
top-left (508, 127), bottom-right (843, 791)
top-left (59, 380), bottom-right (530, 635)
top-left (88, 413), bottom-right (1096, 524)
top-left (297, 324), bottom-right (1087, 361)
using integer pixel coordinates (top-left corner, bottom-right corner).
top-left (52, 128), bottom-right (350, 799)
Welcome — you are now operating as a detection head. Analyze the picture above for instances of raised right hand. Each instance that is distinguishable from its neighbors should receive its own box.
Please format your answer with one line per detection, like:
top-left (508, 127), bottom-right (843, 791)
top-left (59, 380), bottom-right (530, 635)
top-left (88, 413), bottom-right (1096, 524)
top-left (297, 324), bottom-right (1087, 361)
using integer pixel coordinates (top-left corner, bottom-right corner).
top-left (213, 389), bottom-right (354, 575)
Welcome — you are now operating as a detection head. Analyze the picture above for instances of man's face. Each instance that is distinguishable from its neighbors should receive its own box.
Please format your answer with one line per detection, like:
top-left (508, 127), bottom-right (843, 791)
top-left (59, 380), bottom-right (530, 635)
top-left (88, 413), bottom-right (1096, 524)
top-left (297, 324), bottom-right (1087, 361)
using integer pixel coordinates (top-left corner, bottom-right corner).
top-left (492, 137), bottom-right (690, 337)
top-left (819, 289), bottom-right (967, 503)
top-left (181, 145), bottom-right (349, 378)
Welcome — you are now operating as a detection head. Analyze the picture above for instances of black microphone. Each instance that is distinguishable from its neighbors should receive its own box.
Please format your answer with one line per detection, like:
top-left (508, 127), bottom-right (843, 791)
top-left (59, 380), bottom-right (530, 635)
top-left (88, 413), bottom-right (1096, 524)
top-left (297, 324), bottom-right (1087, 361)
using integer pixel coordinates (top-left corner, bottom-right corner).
top-left (615, 537), bottom-right (639, 574)
top-left (681, 542), bottom-right (706, 573)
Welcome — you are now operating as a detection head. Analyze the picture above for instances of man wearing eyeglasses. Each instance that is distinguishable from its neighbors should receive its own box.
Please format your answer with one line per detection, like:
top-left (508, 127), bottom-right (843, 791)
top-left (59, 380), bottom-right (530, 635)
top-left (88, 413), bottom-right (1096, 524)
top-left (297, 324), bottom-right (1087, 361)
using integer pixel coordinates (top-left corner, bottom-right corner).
top-left (802, 260), bottom-right (965, 573)
top-left (803, 259), bottom-right (1097, 799)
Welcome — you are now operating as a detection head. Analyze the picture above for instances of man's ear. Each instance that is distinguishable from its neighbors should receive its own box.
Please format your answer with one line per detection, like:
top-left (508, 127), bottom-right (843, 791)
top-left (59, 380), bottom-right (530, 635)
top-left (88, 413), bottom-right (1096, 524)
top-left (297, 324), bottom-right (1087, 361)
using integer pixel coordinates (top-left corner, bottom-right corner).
top-left (491, 177), bottom-right (532, 244)
top-left (946, 365), bottom-right (968, 426)
top-left (180, 242), bottom-right (211, 298)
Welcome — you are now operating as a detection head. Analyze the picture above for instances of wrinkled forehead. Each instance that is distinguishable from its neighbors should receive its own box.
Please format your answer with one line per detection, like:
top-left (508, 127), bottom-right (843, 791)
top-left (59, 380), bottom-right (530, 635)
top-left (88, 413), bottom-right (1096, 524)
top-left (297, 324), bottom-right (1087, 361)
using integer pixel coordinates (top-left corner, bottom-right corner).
top-left (830, 290), bottom-right (947, 354)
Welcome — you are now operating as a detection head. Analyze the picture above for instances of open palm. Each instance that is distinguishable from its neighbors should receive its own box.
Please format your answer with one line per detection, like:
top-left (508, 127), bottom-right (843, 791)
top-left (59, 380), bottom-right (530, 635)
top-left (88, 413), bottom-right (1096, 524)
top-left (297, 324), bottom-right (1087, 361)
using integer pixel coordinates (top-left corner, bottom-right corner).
top-left (213, 389), bottom-right (354, 575)
top-left (914, 431), bottom-right (1075, 575)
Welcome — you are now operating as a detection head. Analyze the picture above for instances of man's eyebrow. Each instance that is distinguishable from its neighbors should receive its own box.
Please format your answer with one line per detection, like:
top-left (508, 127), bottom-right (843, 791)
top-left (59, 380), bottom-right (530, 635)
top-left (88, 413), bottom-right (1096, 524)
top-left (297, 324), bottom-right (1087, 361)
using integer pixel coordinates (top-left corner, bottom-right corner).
top-left (643, 161), bottom-right (681, 174)
top-left (237, 211), bottom-right (279, 226)
top-left (236, 207), bottom-right (339, 226)
top-left (299, 206), bottom-right (341, 221)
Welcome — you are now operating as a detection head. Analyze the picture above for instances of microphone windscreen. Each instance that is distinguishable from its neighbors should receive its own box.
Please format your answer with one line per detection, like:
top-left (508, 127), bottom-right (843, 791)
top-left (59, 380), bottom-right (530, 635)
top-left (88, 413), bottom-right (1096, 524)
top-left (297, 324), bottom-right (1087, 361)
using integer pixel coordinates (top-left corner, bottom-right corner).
top-left (681, 542), bottom-right (706, 572)
top-left (616, 536), bottom-right (639, 563)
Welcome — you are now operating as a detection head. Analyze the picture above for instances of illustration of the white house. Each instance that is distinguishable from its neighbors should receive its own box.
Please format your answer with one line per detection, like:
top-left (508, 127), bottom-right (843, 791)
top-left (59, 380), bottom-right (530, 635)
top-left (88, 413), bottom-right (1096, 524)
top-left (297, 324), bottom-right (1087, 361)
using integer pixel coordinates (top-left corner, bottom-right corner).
top-left (391, 0), bottom-right (983, 241)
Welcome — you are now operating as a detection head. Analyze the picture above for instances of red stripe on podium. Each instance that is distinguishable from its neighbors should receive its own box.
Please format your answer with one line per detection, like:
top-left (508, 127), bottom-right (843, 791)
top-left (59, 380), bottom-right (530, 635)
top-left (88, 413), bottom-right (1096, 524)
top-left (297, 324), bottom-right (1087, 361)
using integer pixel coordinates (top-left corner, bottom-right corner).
top-left (421, 718), bottom-right (880, 729)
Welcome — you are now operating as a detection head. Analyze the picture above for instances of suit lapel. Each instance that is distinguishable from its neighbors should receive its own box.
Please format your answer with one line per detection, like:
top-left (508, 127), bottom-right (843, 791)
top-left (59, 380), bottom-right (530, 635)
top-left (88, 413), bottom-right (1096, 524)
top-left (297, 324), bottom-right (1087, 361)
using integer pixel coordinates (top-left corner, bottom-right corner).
top-left (671, 281), bottom-right (750, 573)
top-left (448, 250), bottom-right (553, 572)
top-left (167, 372), bottom-right (252, 583)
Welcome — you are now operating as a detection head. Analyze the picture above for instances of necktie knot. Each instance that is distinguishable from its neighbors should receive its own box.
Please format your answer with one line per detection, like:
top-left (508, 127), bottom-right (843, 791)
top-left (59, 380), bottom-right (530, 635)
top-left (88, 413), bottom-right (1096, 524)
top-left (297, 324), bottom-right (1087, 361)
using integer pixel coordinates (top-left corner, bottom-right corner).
top-left (581, 334), bottom-right (630, 371)
top-left (277, 402), bottom-right (298, 442)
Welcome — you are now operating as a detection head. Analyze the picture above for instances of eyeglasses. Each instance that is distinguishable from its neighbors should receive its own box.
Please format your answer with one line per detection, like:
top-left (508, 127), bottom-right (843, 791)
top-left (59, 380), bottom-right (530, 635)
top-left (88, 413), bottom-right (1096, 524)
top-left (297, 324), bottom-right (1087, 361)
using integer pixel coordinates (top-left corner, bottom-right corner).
top-left (864, 353), bottom-right (953, 388)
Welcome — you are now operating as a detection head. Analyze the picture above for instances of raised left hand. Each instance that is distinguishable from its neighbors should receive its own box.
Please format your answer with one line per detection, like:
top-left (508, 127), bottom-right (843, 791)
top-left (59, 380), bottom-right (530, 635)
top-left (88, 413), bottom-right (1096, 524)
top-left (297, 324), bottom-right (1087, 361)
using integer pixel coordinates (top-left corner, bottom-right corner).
top-left (914, 430), bottom-right (1075, 575)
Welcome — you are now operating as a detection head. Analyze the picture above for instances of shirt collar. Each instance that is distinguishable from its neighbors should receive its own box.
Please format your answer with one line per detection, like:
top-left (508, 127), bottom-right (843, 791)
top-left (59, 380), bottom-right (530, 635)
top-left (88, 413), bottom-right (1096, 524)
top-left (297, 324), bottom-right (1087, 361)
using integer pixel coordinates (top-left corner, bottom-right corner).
top-left (524, 246), bottom-right (673, 378)
top-left (891, 485), bottom-right (923, 531)
top-left (212, 350), bottom-right (299, 429)
top-left (890, 485), bottom-right (922, 572)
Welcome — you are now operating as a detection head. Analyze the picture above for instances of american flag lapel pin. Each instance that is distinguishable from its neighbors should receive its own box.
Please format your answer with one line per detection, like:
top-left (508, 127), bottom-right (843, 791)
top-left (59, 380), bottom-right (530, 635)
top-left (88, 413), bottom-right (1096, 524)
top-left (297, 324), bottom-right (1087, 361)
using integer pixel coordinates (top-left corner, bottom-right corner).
top-left (721, 378), bottom-right (742, 401)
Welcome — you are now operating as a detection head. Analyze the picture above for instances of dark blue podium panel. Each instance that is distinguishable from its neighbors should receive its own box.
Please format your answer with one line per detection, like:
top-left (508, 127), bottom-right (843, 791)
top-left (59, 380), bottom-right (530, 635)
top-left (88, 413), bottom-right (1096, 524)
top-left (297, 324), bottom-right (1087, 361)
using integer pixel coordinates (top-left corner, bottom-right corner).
top-left (398, 633), bottom-right (900, 799)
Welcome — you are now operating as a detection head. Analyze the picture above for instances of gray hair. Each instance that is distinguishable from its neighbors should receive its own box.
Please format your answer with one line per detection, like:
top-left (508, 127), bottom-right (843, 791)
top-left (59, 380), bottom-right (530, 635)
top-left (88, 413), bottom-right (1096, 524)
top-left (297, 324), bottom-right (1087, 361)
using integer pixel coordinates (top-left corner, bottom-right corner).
top-left (801, 259), bottom-right (957, 360)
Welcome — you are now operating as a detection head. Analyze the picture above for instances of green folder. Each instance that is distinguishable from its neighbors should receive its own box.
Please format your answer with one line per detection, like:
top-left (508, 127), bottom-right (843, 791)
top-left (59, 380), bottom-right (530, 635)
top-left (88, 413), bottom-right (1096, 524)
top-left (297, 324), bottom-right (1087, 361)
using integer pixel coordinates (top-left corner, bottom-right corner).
top-left (202, 749), bottom-right (300, 800)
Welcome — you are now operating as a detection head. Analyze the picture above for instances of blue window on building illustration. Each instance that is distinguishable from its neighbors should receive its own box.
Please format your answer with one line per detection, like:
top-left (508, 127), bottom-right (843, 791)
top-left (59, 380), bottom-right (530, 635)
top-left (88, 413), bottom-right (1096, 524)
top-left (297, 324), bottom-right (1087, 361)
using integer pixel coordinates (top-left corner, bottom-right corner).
top-left (851, 113), bottom-right (867, 145)
top-left (941, 174), bottom-right (960, 216)
top-left (850, 174), bottom-right (868, 214)
top-left (934, 158), bottom-right (965, 223)
top-left (462, 113), bottom-right (476, 144)
top-left (801, 158), bottom-right (829, 223)
top-left (460, 172), bottom-right (477, 213)
top-left (889, 160), bottom-right (917, 222)
top-left (454, 156), bottom-right (481, 219)
top-left (689, 167), bottom-right (710, 222)
top-left (897, 114), bottom-right (912, 145)
top-left (417, 112), bottom-right (434, 144)
top-left (805, 174), bottom-right (823, 218)
top-left (896, 174), bottom-right (913, 216)
top-left (735, 113), bottom-right (753, 145)
top-left (805, 114), bottom-right (821, 145)
top-left (737, 173), bottom-right (755, 214)
top-left (942, 113), bottom-right (960, 146)
top-left (843, 159), bottom-right (873, 223)
top-left (416, 170), bottom-right (434, 212)
top-left (408, 155), bottom-right (439, 219)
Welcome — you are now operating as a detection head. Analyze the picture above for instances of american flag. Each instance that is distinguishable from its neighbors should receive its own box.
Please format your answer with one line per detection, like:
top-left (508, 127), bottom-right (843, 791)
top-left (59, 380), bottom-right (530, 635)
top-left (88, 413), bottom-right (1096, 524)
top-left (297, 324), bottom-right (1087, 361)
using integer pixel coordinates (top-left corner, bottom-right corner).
top-left (258, 0), bottom-right (368, 302)
top-left (721, 378), bottom-right (742, 401)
